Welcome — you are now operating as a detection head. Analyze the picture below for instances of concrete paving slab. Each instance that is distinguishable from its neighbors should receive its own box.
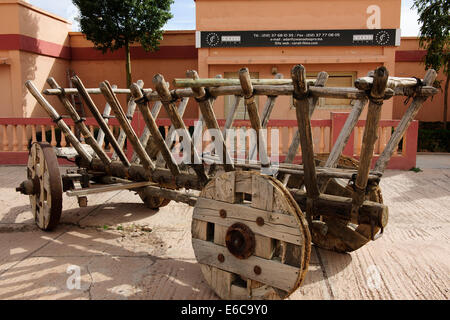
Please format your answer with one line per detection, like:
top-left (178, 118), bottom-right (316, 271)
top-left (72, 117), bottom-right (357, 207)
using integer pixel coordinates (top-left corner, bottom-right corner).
top-left (0, 165), bottom-right (449, 300)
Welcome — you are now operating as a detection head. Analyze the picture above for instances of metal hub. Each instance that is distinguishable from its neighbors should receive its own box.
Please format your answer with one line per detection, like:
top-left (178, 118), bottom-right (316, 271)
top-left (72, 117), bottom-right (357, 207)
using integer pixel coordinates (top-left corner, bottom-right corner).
top-left (225, 222), bottom-right (255, 259)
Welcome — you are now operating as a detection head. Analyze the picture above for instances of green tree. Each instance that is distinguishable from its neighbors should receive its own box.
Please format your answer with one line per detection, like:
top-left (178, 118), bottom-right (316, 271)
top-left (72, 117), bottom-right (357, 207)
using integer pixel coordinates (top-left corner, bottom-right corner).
top-left (413, 0), bottom-right (449, 129)
top-left (73, 0), bottom-right (173, 89)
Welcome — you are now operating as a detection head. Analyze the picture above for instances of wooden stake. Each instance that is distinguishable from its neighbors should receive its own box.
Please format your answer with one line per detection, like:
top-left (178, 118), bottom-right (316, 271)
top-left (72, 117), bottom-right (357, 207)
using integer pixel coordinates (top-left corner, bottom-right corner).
top-left (187, 70), bottom-right (234, 171)
top-left (249, 73), bottom-right (285, 160)
top-left (374, 69), bottom-right (437, 172)
top-left (351, 66), bottom-right (389, 219)
top-left (239, 67), bottom-right (270, 165)
top-left (130, 83), bottom-right (180, 176)
top-left (100, 81), bottom-right (155, 172)
top-left (25, 80), bottom-right (93, 163)
top-left (47, 77), bottom-right (111, 166)
top-left (291, 64), bottom-right (320, 199)
top-left (131, 100), bottom-right (163, 163)
top-left (96, 85), bottom-right (115, 147)
top-left (71, 75), bottom-right (130, 167)
top-left (112, 80), bottom-right (144, 160)
top-left (153, 73), bottom-right (208, 184)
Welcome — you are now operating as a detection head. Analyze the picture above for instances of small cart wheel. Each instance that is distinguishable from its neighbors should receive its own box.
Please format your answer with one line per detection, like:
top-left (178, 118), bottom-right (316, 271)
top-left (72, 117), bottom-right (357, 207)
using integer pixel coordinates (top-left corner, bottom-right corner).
top-left (192, 171), bottom-right (311, 300)
top-left (311, 153), bottom-right (384, 253)
top-left (27, 142), bottom-right (63, 231)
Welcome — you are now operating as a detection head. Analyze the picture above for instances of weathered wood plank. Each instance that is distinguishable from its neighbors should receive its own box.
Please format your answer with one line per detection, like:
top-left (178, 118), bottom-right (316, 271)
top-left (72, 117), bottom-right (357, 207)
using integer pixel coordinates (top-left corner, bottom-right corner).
top-left (251, 174), bottom-right (274, 211)
top-left (193, 198), bottom-right (302, 245)
top-left (192, 238), bottom-right (300, 292)
top-left (214, 171), bottom-right (235, 203)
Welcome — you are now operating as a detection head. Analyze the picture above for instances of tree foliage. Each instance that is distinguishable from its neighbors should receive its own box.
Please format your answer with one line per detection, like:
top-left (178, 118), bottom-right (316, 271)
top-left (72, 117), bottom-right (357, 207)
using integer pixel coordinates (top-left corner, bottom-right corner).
top-left (73, 0), bottom-right (173, 87)
top-left (413, 0), bottom-right (450, 128)
top-left (73, 0), bottom-right (173, 53)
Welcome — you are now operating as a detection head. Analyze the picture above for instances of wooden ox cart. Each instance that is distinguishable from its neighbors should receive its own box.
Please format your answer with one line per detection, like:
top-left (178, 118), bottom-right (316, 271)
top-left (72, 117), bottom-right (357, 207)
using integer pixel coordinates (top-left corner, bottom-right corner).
top-left (16, 65), bottom-right (437, 299)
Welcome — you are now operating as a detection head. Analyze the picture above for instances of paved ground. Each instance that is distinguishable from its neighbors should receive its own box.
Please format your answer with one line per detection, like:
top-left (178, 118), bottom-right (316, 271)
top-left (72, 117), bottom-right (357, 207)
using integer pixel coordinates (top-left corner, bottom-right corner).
top-left (0, 156), bottom-right (449, 299)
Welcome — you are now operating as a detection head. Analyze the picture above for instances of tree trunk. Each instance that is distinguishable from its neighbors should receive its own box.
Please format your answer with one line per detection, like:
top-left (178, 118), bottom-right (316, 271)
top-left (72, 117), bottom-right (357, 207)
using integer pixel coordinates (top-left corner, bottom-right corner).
top-left (125, 40), bottom-right (132, 91)
top-left (444, 73), bottom-right (449, 130)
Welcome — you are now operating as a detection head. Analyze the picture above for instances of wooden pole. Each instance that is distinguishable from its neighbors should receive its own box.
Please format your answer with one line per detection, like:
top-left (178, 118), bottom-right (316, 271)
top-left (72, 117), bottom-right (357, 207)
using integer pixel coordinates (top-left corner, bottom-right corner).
top-left (351, 66), bottom-right (389, 220)
top-left (100, 81), bottom-right (155, 172)
top-left (112, 80), bottom-right (144, 160)
top-left (96, 84), bottom-right (115, 147)
top-left (153, 98), bottom-right (189, 162)
top-left (374, 69), bottom-right (437, 172)
top-left (291, 65), bottom-right (320, 201)
top-left (239, 67), bottom-right (270, 165)
top-left (131, 100), bottom-right (163, 163)
top-left (187, 70), bottom-right (234, 171)
top-left (283, 72), bottom-right (329, 167)
top-left (153, 73), bottom-right (208, 184)
top-left (130, 83), bottom-right (180, 176)
top-left (25, 80), bottom-right (93, 163)
top-left (248, 73), bottom-right (284, 160)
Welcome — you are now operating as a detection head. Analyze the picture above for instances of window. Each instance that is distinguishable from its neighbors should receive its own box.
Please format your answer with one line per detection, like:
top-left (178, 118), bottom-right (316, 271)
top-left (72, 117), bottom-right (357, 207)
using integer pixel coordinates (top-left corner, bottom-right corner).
top-left (224, 72), bottom-right (259, 120)
top-left (291, 72), bottom-right (356, 109)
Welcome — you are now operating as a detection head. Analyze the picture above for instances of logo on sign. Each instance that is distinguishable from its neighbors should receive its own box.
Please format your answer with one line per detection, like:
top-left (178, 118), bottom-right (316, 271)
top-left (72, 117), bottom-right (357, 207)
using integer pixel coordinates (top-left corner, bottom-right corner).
top-left (375, 30), bottom-right (390, 45)
top-left (205, 32), bottom-right (220, 46)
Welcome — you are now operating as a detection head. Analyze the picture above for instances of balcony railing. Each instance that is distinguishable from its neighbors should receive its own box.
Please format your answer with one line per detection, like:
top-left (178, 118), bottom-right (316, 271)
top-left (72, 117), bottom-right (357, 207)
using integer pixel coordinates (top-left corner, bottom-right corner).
top-left (0, 112), bottom-right (418, 169)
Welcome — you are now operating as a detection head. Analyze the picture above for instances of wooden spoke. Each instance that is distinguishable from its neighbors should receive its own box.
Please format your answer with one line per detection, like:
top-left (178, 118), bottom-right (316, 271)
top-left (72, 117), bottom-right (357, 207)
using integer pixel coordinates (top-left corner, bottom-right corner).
top-left (27, 142), bottom-right (62, 230)
top-left (192, 171), bottom-right (310, 300)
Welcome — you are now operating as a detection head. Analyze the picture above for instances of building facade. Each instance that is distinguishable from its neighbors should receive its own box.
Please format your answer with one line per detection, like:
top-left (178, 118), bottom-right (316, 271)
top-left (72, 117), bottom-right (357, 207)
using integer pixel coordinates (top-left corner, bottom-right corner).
top-left (0, 0), bottom-right (447, 123)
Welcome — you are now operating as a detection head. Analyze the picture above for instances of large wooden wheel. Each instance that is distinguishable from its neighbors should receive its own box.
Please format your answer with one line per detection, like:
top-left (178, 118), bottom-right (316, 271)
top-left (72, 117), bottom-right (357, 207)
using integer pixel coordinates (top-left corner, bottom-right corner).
top-left (192, 171), bottom-right (311, 300)
top-left (27, 142), bottom-right (63, 230)
top-left (311, 153), bottom-right (384, 253)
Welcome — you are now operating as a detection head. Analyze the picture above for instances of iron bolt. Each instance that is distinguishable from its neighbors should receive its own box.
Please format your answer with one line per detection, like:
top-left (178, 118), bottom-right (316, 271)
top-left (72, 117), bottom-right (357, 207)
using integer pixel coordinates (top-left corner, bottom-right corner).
top-left (254, 265), bottom-right (262, 275)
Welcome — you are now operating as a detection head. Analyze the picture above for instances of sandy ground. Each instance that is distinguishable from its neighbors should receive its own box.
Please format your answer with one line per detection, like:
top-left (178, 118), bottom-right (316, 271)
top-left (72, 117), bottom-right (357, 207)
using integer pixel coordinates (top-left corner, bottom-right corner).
top-left (0, 159), bottom-right (449, 300)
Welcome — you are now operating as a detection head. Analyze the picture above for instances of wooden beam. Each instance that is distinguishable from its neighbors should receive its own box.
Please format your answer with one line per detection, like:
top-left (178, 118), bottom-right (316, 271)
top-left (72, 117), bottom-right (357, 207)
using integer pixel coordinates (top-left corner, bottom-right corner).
top-left (249, 73), bottom-right (285, 160)
top-left (281, 71), bottom-right (328, 185)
